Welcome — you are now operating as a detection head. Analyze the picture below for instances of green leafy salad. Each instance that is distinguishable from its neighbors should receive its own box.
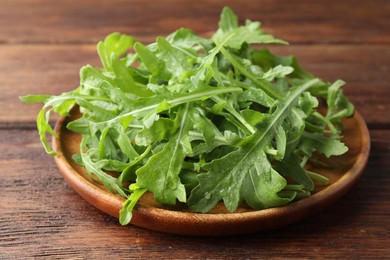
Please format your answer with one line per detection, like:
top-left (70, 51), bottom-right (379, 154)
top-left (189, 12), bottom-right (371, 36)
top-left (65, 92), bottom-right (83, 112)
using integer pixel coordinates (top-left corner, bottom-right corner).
top-left (21, 7), bottom-right (354, 225)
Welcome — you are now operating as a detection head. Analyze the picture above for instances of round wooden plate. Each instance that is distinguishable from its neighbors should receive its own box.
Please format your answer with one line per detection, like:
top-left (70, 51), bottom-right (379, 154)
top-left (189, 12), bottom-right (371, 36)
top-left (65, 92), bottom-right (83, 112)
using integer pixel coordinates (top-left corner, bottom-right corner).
top-left (53, 109), bottom-right (370, 236)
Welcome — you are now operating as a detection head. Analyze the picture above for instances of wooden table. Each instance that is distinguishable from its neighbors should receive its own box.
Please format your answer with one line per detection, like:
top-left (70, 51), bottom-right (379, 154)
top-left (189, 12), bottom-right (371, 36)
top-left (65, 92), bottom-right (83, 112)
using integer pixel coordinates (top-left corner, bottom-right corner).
top-left (1, 0), bottom-right (389, 258)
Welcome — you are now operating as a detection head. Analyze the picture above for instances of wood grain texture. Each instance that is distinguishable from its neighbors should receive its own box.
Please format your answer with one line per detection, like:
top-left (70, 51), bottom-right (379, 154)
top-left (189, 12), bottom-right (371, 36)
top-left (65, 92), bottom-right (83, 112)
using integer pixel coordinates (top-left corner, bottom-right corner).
top-left (0, 0), bottom-right (389, 44)
top-left (0, 44), bottom-right (99, 127)
top-left (1, 0), bottom-right (389, 258)
top-left (0, 129), bottom-right (388, 258)
top-left (3, 44), bottom-right (389, 127)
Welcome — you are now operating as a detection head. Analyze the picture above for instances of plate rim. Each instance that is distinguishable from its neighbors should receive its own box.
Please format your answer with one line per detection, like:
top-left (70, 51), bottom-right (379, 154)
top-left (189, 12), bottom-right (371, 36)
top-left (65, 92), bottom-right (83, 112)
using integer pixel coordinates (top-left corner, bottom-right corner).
top-left (52, 110), bottom-right (370, 236)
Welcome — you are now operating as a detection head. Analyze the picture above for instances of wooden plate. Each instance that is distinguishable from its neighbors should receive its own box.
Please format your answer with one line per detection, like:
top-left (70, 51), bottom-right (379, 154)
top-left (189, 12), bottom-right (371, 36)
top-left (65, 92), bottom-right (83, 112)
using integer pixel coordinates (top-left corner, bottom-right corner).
top-left (52, 109), bottom-right (370, 236)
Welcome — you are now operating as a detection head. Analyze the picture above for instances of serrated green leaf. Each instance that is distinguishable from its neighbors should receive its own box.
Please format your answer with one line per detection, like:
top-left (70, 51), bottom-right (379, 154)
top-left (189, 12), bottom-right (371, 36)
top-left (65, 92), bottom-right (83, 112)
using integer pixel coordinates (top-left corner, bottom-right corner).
top-left (157, 37), bottom-right (194, 81)
top-left (134, 42), bottom-right (165, 77)
top-left (110, 54), bottom-right (154, 97)
top-left (119, 184), bottom-right (147, 225)
top-left (213, 7), bottom-right (287, 50)
top-left (98, 32), bottom-right (135, 70)
top-left (274, 125), bottom-right (286, 160)
top-left (118, 131), bottom-right (139, 160)
top-left (277, 153), bottom-right (314, 190)
top-left (241, 154), bottom-right (294, 209)
top-left (135, 117), bottom-right (177, 146)
top-left (300, 132), bottom-right (349, 158)
top-left (188, 79), bottom-right (320, 212)
top-left (136, 104), bottom-right (191, 205)
top-left (79, 137), bottom-right (127, 197)
top-left (237, 87), bottom-right (275, 107)
top-left (218, 7), bottom-right (238, 32)
top-left (262, 65), bottom-right (294, 81)
top-left (166, 28), bottom-right (213, 51)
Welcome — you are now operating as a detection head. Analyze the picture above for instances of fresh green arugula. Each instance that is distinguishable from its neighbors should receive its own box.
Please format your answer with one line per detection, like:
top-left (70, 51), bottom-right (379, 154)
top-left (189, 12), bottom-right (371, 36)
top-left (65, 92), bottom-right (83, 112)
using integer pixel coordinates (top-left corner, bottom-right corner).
top-left (21, 7), bottom-right (354, 225)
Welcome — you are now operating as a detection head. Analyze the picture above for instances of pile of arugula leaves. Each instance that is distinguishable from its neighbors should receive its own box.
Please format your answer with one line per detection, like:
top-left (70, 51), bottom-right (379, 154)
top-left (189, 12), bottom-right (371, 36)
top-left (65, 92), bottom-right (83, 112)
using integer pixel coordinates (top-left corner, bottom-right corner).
top-left (22, 7), bottom-right (354, 225)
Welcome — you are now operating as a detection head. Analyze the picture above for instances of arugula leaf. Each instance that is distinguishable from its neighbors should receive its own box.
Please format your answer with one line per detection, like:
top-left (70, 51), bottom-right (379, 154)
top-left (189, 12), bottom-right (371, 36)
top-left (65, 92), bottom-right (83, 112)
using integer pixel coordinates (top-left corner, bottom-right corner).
top-left (213, 7), bottom-right (287, 49)
top-left (98, 32), bottom-right (135, 70)
top-left (79, 136), bottom-right (127, 197)
top-left (119, 183), bottom-right (147, 225)
top-left (326, 80), bottom-right (355, 122)
top-left (88, 84), bottom-right (242, 125)
top-left (241, 154), bottom-right (294, 209)
top-left (21, 92), bottom-right (79, 155)
top-left (300, 132), bottom-right (349, 158)
top-left (218, 6), bottom-right (238, 32)
top-left (134, 42), bottom-right (165, 78)
top-left (252, 48), bottom-right (314, 80)
top-left (277, 153), bottom-right (314, 191)
top-left (188, 79), bottom-right (320, 212)
top-left (166, 28), bottom-right (213, 51)
top-left (136, 103), bottom-right (191, 205)
top-left (110, 54), bottom-right (154, 97)
top-left (157, 37), bottom-right (194, 81)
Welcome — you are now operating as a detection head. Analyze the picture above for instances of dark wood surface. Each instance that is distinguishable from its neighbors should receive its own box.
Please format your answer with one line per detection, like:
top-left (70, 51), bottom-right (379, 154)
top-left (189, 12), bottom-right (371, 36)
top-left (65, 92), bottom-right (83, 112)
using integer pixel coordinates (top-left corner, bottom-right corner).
top-left (1, 0), bottom-right (389, 258)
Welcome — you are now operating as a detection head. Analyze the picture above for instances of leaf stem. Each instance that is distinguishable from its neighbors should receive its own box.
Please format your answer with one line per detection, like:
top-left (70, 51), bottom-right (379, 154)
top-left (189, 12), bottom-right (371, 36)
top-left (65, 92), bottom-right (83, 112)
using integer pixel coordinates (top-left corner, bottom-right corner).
top-left (312, 111), bottom-right (338, 134)
top-left (188, 130), bottom-right (227, 143)
top-left (307, 170), bottom-right (329, 185)
top-left (97, 86), bottom-right (242, 125)
top-left (212, 96), bottom-right (256, 134)
top-left (219, 46), bottom-right (284, 100)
